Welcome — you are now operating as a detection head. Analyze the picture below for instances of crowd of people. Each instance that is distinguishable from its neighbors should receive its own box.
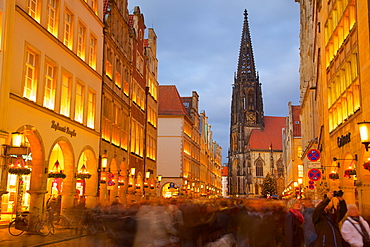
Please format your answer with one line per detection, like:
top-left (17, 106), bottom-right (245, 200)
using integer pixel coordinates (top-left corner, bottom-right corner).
top-left (76, 192), bottom-right (370, 247)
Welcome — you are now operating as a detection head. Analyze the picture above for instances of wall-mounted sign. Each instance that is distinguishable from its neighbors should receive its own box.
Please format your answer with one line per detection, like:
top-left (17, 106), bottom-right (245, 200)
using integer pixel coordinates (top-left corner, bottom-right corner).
top-left (307, 149), bottom-right (320, 162)
top-left (308, 168), bottom-right (322, 181)
top-left (51, 120), bottom-right (77, 137)
top-left (337, 132), bottom-right (351, 148)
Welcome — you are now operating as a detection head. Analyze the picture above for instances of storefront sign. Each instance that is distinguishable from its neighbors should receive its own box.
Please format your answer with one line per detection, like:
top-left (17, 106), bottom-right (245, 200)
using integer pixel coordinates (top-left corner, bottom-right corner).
top-left (337, 132), bottom-right (351, 148)
top-left (51, 120), bottom-right (77, 137)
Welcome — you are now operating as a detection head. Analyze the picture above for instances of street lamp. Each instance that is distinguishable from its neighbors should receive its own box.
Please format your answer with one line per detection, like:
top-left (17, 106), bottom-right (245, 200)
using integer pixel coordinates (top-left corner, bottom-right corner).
top-left (358, 121), bottom-right (370, 151)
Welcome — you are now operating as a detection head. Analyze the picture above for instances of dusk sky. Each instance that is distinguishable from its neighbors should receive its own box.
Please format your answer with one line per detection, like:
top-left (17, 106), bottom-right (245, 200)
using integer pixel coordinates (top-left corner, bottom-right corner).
top-left (128, 0), bottom-right (301, 163)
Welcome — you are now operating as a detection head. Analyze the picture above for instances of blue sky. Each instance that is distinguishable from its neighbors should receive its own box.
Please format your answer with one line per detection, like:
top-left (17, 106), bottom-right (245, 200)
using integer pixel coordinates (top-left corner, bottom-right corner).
top-left (128, 0), bottom-right (301, 163)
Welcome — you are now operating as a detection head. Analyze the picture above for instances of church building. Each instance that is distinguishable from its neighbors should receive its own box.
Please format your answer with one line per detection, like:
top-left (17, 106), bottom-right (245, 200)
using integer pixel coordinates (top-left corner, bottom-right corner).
top-left (228, 10), bottom-right (286, 198)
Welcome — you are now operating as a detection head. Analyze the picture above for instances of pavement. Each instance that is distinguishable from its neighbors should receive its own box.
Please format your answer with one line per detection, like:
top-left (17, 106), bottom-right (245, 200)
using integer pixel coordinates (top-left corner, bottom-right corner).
top-left (0, 223), bottom-right (90, 247)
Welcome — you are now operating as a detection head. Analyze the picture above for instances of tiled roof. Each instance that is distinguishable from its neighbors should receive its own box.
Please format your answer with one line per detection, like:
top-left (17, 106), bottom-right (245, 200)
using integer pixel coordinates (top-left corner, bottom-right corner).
top-left (103, 0), bottom-right (109, 16)
top-left (222, 166), bottom-right (228, 176)
top-left (158, 85), bottom-right (188, 116)
top-left (292, 105), bottom-right (301, 137)
top-left (249, 116), bottom-right (286, 150)
top-left (129, 15), bottom-right (134, 28)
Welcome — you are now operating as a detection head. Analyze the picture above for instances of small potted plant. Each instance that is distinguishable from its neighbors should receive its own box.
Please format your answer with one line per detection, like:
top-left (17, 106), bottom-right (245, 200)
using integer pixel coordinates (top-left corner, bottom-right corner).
top-left (344, 169), bottom-right (356, 178)
top-left (364, 162), bottom-right (370, 171)
top-left (329, 173), bottom-right (339, 180)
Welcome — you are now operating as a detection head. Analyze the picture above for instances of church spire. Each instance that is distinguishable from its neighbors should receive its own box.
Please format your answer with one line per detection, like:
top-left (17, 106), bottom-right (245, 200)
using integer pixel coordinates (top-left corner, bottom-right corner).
top-left (236, 9), bottom-right (257, 81)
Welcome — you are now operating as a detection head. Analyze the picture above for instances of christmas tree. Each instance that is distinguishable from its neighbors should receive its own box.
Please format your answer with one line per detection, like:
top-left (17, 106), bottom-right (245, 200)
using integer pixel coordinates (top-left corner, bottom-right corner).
top-left (261, 173), bottom-right (277, 197)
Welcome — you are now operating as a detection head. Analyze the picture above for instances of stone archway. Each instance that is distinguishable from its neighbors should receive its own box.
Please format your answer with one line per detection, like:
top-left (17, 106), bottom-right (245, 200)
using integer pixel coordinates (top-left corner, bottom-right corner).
top-left (16, 126), bottom-right (46, 214)
top-left (76, 147), bottom-right (97, 208)
top-left (47, 138), bottom-right (74, 210)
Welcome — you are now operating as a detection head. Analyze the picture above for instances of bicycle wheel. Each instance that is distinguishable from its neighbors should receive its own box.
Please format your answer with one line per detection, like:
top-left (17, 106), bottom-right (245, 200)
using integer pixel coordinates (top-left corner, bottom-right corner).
top-left (36, 221), bottom-right (50, 236)
top-left (53, 216), bottom-right (68, 229)
top-left (8, 220), bottom-right (25, 236)
top-left (49, 222), bottom-right (55, 235)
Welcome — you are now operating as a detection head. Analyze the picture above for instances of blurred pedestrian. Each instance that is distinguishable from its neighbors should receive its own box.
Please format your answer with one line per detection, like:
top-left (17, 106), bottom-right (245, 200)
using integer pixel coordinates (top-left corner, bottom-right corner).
top-left (312, 191), bottom-right (348, 247)
top-left (341, 204), bottom-right (370, 247)
top-left (285, 199), bottom-right (304, 247)
top-left (301, 198), bottom-right (318, 247)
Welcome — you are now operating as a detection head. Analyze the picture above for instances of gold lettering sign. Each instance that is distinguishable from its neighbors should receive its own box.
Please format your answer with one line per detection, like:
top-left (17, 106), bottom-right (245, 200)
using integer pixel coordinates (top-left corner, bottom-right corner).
top-left (51, 120), bottom-right (77, 137)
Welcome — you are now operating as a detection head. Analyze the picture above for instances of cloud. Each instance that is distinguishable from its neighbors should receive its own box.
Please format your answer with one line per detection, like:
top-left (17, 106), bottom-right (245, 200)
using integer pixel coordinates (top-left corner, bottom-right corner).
top-left (128, 0), bottom-right (300, 163)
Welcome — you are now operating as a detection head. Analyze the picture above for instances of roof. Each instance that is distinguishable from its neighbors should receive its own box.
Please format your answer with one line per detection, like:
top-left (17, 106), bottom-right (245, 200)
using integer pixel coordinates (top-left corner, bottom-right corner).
top-left (249, 116), bottom-right (286, 150)
top-left (158, 85), bottom-right (188, 116)
top-left (221, 166), bottom-right (228, 176)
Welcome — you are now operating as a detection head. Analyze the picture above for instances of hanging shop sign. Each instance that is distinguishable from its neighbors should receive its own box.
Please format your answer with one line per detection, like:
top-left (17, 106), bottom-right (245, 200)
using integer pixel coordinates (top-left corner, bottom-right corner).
top-left (51, 120), bottom-right (77, 137)
top-left (337, 132), bottom-right (351, 148)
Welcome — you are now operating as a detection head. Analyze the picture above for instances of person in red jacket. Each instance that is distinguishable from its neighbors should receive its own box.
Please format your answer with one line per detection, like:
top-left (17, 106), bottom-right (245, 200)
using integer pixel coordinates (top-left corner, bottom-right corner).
top-left (285, 199), bottom-right (305, 247)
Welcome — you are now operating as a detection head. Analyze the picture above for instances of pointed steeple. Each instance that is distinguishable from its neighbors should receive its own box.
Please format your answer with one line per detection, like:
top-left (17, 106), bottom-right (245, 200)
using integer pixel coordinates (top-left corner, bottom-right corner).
top-left (237, 9), bottom-right (257, 82)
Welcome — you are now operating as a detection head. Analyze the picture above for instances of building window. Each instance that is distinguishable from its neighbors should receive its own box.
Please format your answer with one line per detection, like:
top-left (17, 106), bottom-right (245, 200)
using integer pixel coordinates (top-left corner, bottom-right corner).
top-left (87, 90), bottom-right (95, 128)
top-left (88, 34), bottom-right (97, 69)
top-left (91, 0), bottom-right (98, 15)
top-left (27, 0), bottom-right (40, 22)
top-left (147, 135), bottom-right (156, 160)
top-left (148, 78), bottom-right (157, 100)
top-left (131, 120), bottom-right (144, 157)
top-left (136, 52), bottom-right (144, 75)
top-left (24, 49), bottom-right (38, 102)
top-left (148, 106), bottom-right (157, 127)
top-left (63, 9), bottom-right (73, 49)
top-left (75, 83), bottom-right (84, 123)
top-left (256, 160), bottom-right (263, 177)
top-left (298, 164), bottom-right (304, 178)
top-left (123, 80), bottom-right (129, 96)
top-left (105, 48), bottom-right (113, 79)
top-left (115, 59), bottom-right (122, 88)
top-left (43, 62), bottom-right (56, 109)
top-left (60, 72), bottom-right (71, 117)
top-left (77, 23), bottom-right (86, 60)
top-left (47, 0), bottom-right (58, 36)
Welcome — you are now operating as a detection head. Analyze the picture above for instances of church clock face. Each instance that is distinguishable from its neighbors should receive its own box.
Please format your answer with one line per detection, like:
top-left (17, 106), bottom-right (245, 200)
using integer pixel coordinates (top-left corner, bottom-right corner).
top-left (247, 112), bottom-right (255, 123)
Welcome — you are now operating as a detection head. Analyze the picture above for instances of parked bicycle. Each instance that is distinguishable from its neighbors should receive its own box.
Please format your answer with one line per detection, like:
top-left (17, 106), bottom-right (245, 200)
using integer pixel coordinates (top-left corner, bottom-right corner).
top-left (53, 208), bottom-right (84, 230)
top-left (8, 207), bottom-right (53, 237)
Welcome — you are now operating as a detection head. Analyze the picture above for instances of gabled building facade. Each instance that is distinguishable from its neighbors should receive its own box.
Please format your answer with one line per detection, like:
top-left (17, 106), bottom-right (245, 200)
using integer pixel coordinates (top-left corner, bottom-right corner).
top-left (0, 0), bottom-right (103, 222)
top-left (157, 86), bottom-right (222, 198)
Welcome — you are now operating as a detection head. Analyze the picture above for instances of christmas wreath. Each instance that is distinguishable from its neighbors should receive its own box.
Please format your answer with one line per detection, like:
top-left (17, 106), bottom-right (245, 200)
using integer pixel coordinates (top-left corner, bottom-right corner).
top-left (48, 172), bottom-right (66, 179)
top-left (8, 167), bottom-right (31, 175)
top-left (76, 173), bottom-right (92, 180)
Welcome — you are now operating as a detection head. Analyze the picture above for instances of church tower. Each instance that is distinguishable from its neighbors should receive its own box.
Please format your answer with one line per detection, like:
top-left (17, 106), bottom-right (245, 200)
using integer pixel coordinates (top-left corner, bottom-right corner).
top-left (228, 9), bottom-right (264, 196)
